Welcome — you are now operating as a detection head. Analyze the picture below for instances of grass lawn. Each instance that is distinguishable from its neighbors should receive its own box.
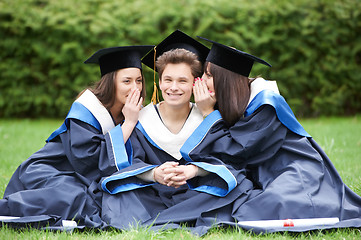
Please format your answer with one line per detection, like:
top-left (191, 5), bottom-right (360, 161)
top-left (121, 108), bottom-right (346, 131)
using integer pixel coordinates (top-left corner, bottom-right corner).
top-left (0, 116), bottom-right (360, 239)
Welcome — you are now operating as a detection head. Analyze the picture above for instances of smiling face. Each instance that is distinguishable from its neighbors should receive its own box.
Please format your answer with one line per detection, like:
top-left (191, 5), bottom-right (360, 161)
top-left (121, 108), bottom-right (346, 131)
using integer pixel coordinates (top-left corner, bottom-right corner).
top-left (159, 63), bottom-right (194, 109)
top-left (113, 67), bottom-right (143, 108)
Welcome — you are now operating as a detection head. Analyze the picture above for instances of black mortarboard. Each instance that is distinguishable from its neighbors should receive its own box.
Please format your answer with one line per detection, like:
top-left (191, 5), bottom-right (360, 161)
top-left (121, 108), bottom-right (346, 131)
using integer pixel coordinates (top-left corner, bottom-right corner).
top-left (197, 36), bottom-right (271, 77)
top-left (142, 30), bottom-right (209, 71)
top-left (84, 45), bottom-right (154, 77)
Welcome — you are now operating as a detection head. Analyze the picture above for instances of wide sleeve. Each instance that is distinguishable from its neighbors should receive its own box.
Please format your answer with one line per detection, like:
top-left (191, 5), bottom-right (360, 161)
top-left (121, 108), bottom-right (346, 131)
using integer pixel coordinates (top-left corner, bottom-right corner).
top-left (226, 105), bottom-right (289, 165)
top-left (177, 111), bottom-right (240, 197)
top-left (59, 119), bottom-right (132, 179)
top-left (100, 128), bottom-right (159, 194)
top-left (181, 106), bottom-right (289, 195)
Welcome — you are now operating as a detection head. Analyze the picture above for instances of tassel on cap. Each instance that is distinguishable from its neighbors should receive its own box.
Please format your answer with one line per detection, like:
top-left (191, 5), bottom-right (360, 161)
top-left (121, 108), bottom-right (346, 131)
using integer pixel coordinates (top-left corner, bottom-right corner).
top-left (151, 46), bottom-right (159, 104)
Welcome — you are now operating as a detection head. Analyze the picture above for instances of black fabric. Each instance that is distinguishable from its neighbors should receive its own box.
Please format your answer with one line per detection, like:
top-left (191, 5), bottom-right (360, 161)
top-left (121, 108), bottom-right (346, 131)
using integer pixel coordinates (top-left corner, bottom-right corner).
top-left (2, 100), bottom-right (360, 235)
top-left (142, 30), bottom-right (209, 71)
top-left (197, 36), bottom-right (271, 77)
top-left (84, 45), bottom-right (154, 76)
top-left (100, 127), bottom-right (255, 235)
top-left (187, 105), bottom-right (361, 233)
top-left (0, 119), bottom-right (117, 229)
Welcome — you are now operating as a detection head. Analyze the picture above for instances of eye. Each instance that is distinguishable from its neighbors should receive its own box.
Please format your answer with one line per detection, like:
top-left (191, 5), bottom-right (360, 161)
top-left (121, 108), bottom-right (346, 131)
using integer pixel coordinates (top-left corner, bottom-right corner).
top-left (136, 79), bottom-right (143, 83)
top-left (122, 79), bottom-right (130, 83)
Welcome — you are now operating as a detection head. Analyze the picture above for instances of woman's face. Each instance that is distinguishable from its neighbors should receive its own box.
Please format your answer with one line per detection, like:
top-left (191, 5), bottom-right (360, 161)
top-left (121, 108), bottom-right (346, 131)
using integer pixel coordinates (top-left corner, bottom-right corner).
top-left (201, 63), bottom-right (215, 93)
top-left (159, 63), bottom-right (194, 108)
top-left (114, 67), bottom-right (143, 107)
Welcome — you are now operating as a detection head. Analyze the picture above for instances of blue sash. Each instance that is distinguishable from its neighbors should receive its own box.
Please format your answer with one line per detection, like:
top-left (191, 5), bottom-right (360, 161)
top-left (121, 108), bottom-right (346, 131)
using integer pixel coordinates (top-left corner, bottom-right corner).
top-left (245, 90), bottom-right (310, 137)
top-left (46, 102), bottom-right (101, 142)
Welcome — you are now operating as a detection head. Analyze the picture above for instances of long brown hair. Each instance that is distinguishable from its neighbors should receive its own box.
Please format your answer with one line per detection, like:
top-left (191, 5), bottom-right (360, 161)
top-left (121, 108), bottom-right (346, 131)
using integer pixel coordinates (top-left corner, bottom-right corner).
top-left (208, 62), bottom-right (251, 126)
top-left (89, 69), bottom-right (146, 110)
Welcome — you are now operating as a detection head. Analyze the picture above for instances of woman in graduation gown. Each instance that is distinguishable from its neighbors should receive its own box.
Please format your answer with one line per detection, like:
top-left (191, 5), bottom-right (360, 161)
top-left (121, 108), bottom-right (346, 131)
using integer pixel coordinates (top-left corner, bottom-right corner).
top-left (0, 45), bottom-right (154, 229)
top-left (100, 30), bottom-right (257, 234)
top-left (190, 37), bottom-right (361, 233)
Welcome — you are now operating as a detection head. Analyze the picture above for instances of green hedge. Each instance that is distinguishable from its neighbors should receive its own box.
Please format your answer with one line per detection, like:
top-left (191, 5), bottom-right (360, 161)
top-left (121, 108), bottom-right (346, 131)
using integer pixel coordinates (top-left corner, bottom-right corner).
top-left (1, 0), bottom-right (360, 118)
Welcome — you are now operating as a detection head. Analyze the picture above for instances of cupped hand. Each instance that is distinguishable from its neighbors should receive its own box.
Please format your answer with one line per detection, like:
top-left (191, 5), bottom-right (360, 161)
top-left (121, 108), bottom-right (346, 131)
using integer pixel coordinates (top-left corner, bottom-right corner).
top-left (122, 88), bottom-right (143, 125)
top-left (193, 78), bottom-right (216, 117)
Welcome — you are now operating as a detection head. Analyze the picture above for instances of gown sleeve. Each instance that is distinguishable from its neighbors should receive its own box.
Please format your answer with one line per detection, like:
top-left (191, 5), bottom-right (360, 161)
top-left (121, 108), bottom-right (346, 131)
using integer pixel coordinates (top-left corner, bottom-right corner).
top-left (226, 105), bottom-right (289, 166)
top-left (183, 105), bottom-right (289, 176)
top-left (1, 118), bottom-right (131, 221)
top-left (101, 124), bottom-right (241, 197)
top-left (100, 128), bottom-right (159, 194)
top-left (101, 106), bottom-right (287, 198)
top-left (58, 118), bottom-right (131, 179)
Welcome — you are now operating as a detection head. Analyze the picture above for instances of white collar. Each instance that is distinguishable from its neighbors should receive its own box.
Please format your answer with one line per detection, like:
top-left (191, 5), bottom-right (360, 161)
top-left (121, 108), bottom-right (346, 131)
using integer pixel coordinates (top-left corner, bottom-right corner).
top-left (139, 103), bottom-right (203, 160)
top-left (75, 89), bottom-right (115, 134)
top-left (248, 77), bottom-right (280, 106)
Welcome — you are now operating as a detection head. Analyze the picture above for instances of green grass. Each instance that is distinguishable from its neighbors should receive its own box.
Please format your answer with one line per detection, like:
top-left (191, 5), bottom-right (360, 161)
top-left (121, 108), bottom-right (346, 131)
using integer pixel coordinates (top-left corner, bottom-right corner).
top-left (0, 116), bottom-right (361, 239)
top-left (301, 115), bottom-right (361, 195)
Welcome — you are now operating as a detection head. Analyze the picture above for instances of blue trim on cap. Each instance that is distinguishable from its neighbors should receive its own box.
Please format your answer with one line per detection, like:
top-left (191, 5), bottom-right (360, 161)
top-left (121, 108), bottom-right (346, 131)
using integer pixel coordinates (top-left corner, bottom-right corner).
top-left (46, 102), bottom-right (101, 142)
top-left (108, 125), bottom-right (133, 170)
top-left (180, 110), bottom-right (222, 162)
top-left (101, 165), bottom-right (156, 194)
top-left (245, 90), bottom-right (311, 137)
top-left (135, 122), bottom-right (162, 150)
top-left (187, 162), bottom-right (237, 197)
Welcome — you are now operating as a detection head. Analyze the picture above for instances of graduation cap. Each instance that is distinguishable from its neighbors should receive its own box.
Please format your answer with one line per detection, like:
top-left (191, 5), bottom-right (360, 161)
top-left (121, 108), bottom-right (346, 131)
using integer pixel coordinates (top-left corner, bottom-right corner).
top-left (142, 30), bottom-right (209, 71)
top-left (197, 36), bottom-right (271, 77)
top-left (84, 45), bottom-right (154, 77)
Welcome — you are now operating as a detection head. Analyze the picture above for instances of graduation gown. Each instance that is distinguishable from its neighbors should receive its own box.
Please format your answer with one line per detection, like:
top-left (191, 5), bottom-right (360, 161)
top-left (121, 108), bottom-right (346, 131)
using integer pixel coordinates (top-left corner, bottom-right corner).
top-left (185, 78), bottom-right (361, 233)
top-left (0, 90), bottom-right (131, 229)
top-left (100, 103), bottom-right (257, 234)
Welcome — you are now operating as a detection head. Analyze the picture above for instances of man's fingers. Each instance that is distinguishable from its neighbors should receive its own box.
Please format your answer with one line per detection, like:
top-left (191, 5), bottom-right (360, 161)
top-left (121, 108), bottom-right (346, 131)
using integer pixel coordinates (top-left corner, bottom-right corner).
top-left (169, 175), bottom-right (186, 182)
top-left (163, 172), bottom-right (177, 182)
top-left (163, 167), bottom-right (184, 174)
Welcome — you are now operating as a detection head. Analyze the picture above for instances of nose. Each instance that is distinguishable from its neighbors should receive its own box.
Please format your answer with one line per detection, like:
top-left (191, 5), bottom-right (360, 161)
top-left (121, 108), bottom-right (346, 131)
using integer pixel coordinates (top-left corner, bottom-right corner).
top-left (131, 80), bottom-right (141, 91)
top-left (170, 81), bottom-right (179, 91)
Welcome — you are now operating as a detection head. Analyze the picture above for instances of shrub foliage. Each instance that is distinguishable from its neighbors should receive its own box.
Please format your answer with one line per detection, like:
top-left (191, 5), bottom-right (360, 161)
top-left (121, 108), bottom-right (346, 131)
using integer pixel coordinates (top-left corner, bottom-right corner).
top-left (1, 0), bottom-right (360, 118)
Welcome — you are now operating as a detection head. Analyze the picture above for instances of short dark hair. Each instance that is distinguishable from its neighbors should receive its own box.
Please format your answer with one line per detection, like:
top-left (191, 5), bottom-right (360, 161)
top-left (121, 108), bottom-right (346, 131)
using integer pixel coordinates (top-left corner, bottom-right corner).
top-left (156, 48), bottom-right (202, 79)
top-left (208, 62), bottom-right (250, 126)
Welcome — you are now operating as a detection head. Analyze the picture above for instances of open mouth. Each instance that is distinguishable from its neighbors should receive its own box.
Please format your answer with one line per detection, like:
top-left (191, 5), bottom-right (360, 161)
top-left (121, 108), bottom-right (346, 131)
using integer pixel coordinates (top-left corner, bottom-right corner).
top-left (167, 93), bottom-right (182, 97)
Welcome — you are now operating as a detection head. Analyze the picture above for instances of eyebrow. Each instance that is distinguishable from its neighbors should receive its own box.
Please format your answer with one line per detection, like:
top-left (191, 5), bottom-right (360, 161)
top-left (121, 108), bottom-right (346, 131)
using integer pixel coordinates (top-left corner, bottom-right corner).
top-left (163, 75), bottom-right (190, 80)
top-left (122, 76), bottom-right (142, 79)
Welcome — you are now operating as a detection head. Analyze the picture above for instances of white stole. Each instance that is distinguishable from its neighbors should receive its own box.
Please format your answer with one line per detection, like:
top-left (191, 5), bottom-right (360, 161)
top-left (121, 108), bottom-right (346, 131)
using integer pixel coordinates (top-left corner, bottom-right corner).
top-left (75, 89), bottom-right (115, 134)
top-left (248, 77), bottom-right (280, 106)
top-left (138, 103), bottom-right (203, 160)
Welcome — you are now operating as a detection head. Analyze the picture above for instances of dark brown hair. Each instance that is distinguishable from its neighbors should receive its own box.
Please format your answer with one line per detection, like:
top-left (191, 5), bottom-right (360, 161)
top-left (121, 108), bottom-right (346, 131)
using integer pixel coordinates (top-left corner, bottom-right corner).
top-left (156, 49), bottom-right (202, 79)
top-left (207, 62), bottom-right (251, 126)
top-left (89, 69), bottom-right (146, 110)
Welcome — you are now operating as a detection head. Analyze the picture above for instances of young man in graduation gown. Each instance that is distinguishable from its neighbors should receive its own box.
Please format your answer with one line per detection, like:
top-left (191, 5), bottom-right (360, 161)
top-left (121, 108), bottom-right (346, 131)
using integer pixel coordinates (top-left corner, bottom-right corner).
top-left (100, 30), bottom-right (257, 235)
top-left (0, 45), bottom-right (153, 229)
top-left (190, 37), bottom-right (361, 233)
